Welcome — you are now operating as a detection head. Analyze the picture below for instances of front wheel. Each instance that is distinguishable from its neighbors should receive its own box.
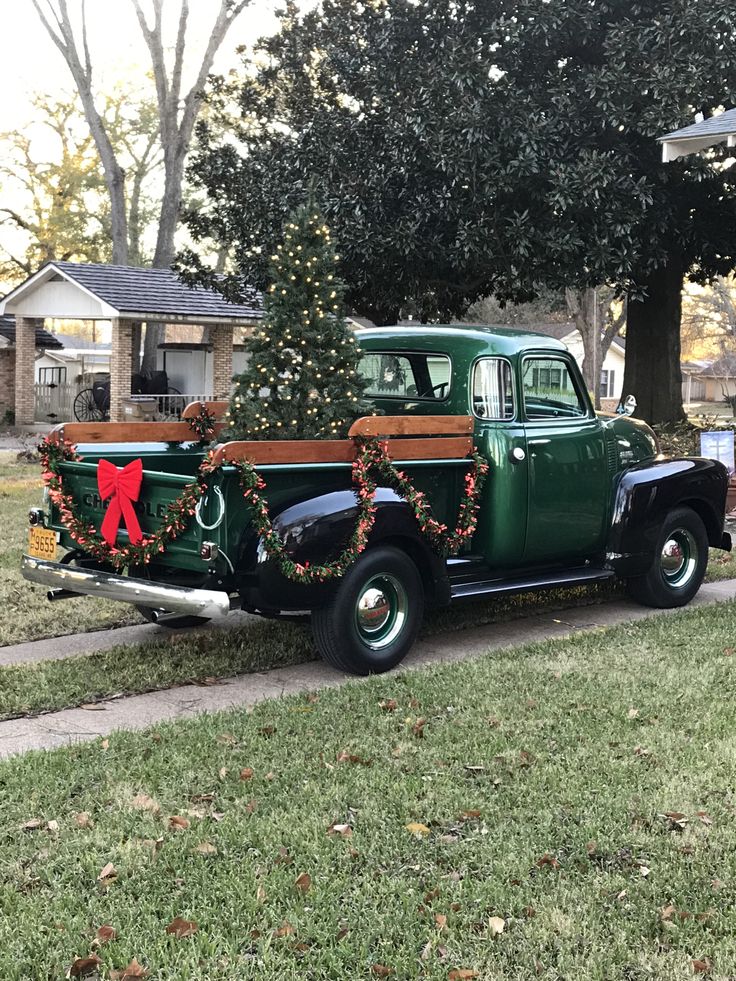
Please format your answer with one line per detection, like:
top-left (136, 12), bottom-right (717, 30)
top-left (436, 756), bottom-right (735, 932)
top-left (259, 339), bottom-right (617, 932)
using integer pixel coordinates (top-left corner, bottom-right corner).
top-left (311, 545), bottom-right (424, 675)
top-left (626, 506), bottom-right (708, 608)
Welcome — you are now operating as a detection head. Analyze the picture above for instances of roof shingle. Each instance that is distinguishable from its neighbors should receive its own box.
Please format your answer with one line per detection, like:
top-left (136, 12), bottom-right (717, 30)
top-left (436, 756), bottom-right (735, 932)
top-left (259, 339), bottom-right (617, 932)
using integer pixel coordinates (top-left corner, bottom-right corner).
top-left (0, 315), bottom-right (63, 349)
top-left (49, 262), bottom-right (262, 320)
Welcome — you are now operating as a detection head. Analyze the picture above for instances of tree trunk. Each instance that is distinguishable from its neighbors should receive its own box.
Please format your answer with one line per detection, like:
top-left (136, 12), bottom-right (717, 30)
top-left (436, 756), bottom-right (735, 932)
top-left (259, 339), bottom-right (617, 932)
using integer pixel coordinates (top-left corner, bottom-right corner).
top-left (623, 258), bottom-right (686, 425)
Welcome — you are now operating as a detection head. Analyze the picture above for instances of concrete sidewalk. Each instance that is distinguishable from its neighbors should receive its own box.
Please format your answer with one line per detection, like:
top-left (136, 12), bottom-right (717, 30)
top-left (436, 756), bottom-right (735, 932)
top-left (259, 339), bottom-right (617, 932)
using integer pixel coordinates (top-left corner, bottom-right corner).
top-left (0, 578), bottom-right (734, 759)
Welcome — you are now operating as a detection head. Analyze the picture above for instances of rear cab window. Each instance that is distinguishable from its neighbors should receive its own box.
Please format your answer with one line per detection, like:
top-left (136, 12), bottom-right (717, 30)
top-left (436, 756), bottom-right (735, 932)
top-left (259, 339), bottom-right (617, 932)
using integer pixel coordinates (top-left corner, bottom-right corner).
top-left (359, 352), bottom-right (451, 401)
top-left (521, 356), bottom-right (588, 420)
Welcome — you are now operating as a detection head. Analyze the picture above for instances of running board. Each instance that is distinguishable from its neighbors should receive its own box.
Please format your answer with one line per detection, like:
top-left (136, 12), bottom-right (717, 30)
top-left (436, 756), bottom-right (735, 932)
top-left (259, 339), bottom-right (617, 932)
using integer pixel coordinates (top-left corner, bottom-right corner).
top-left (450, 567), bottom-right (615, 601)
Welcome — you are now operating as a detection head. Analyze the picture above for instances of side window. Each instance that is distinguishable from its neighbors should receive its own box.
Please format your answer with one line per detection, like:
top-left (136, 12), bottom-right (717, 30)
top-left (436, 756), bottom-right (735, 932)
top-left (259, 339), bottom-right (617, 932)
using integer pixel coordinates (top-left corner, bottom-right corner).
top-left (472, 358), bottom-right (514, 419)
top-left (522, 357), bottom-right (587, 420)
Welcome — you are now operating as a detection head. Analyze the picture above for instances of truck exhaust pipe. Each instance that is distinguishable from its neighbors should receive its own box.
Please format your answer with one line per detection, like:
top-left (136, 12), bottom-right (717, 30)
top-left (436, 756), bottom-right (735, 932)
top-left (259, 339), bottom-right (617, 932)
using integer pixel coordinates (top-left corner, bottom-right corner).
top-left (47, 587), bottom-right (80, 602)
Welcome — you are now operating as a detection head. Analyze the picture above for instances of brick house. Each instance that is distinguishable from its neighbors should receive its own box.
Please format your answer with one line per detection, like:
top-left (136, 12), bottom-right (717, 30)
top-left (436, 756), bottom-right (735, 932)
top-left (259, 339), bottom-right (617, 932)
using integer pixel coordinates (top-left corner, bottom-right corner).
top-left (0, 262), bottom-right (261, 424)
top-left (0, 315), bottom-right (63, 421)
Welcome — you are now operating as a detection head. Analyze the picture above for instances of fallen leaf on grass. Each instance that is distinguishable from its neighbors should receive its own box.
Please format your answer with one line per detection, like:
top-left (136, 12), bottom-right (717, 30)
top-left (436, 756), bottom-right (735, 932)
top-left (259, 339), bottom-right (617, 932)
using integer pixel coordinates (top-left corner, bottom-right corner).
top-left (696, 811), bottom-right (713, 826)
top-left (327, 822), bottom-right (353, 837)
top-left (240, 767), bottom-right (254, 781)
top-left (95, 925), bottom-right (117, 945)
top-left (275, 846), bottom-right (293, 866)
top-left (412, 718), bottom-right (427, 738)
top-left (22, 818), bottom-right (43, 831)
top-left (639, 865), bottom-right (651, 878)
top-left (217, 733), bottom-right (237, 746)
top-left (194, 841), bottom-right (217, 856)
top-left (372, 965), bottom-right (394, 977)
top-left (70, 955), bottom-right (102, 977)
top-left (98, 862), bottom-right (117, 882)
top-left (47, 819), bottom-right (59, 832)
top-left (536, 854), bottom-right (560, 869)
top-left (460, 810), bottom-right (481, 820)
top-left (488, 916), bottom-right (505, 936)
top-left (75, 812), bottom-right (94, 829)
top-left (110, 958), bottom-right (149, 979)
top-left (379, 699), bottom-right (398, 712)
top-left (101, 739), bottom-right (109, 751)
top-left (336, 749), bottom-right (372, 765)
top-left (692, 958), bottom-right (712, 974)
top-left (165, 916), bottom-right (198, 939)
top-left (434, 913), bottom-right (447, 930)
top-left (406, 822), bottom-right (430, 837)
top-left (132, 793), bottom-right (160, 815)
top-left (295, 872), bottom-right (312, 893)
top-left (80, 702), bottom-right (107, 711)
top-left (168, 815), bottom-right (190, 831)
top-left (627, 708), bottom-right (639, 719)
top-left (256, 884), bottom-right (267, 903)
top-left (448, 970), bottom-right (479, 980)
top-left (661, 811), bottom-right (688, 831)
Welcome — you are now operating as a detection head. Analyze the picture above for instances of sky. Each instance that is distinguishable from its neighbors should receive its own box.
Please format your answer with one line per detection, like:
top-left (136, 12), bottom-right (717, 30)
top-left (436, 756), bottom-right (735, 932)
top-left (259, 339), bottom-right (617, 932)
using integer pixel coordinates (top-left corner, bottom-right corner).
top-left (0, 0), bottom-right (281, 291)
top-left (0, 0), bottom-right (278, 135)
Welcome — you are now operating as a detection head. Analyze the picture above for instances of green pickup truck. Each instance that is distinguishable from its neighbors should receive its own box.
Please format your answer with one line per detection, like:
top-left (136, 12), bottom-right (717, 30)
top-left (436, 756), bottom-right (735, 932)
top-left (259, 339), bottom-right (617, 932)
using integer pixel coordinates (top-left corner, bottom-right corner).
top-left (22, 326), bottom-right (731, 674)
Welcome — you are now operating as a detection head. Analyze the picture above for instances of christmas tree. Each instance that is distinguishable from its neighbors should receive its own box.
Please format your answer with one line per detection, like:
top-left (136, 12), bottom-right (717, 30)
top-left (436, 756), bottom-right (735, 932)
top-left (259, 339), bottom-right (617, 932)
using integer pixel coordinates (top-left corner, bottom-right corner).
top-left (226, 204), bottom-right (370, 441)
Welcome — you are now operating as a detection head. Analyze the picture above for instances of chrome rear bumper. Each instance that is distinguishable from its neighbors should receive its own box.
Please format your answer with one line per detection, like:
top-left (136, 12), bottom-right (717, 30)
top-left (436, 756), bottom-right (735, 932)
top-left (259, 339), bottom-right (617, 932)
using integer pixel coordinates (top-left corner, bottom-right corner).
top-left (21, 554), bottom-right (231, 620)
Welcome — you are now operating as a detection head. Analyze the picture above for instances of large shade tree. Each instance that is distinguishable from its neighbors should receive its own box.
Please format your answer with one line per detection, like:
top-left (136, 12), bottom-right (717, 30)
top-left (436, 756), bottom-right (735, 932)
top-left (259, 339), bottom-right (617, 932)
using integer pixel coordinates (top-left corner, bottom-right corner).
top-left (181, 0), bottom-right (736, 423)
top-left (32, 0), bottom-right (252, 369)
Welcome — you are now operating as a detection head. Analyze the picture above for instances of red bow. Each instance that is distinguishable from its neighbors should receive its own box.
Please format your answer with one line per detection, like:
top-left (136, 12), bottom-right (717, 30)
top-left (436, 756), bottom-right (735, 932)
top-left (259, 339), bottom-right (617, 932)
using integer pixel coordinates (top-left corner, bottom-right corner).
top-left (97, 458), bottom-right (144, 546)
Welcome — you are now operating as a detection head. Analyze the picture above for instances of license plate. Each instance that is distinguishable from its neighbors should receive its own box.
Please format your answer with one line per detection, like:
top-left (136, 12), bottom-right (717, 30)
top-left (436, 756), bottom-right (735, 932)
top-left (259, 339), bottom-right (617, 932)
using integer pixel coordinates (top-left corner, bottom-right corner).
top-left (28, 526), bottom-right (57, 561)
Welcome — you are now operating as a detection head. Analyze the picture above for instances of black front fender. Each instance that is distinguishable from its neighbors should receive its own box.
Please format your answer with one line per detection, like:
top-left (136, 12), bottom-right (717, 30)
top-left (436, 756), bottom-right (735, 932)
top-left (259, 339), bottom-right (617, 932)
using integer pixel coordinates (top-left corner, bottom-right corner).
top-left (607, 456), bottom-right (731, 576)
top-left (238, 487), bottom-right (450, 612)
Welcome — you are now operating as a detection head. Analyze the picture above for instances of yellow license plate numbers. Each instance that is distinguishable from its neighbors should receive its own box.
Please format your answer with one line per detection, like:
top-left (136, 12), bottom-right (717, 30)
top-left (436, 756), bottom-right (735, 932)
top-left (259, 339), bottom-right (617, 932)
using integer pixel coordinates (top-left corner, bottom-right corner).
top-left (28, 526), bottom-right (57, 561)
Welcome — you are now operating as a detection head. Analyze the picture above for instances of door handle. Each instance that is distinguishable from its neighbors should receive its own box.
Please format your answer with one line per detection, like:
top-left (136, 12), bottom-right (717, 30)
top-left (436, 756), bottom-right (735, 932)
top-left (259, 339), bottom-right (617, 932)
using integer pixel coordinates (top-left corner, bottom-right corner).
top-left (509, 447), bottom-right (526, 463)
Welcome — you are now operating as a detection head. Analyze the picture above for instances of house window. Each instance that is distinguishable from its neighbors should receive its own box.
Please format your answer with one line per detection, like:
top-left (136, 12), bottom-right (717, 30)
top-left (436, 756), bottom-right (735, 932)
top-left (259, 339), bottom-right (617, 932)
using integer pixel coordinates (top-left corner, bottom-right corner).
top-left (600, 369), bottom-right (615, 399)
top-left (39, 366), bottom-right (67, 386)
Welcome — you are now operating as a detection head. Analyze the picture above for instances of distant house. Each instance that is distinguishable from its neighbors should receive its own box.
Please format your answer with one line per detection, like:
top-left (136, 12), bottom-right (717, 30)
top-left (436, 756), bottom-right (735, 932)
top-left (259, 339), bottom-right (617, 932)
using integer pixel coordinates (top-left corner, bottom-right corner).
top-left (682, 355), bottom-right (736, 404)
top-left (514, 322), bottom-right (626, 406)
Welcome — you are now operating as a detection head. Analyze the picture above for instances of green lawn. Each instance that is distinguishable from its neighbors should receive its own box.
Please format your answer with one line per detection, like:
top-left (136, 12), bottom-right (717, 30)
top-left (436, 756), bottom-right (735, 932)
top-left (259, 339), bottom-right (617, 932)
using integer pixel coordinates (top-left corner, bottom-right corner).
top-left (0, 453), bottom-right (138, 646)
top-left (1, 601), bottom-right (735, 980)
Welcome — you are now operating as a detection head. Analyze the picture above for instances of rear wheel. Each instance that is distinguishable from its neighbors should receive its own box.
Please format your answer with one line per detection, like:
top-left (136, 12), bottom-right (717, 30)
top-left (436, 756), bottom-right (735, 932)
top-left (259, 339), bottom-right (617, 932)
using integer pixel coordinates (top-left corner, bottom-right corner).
top-left (626, 506), bottom-right (708, 608)
top-left (311, 545), bottom-right (424, 675)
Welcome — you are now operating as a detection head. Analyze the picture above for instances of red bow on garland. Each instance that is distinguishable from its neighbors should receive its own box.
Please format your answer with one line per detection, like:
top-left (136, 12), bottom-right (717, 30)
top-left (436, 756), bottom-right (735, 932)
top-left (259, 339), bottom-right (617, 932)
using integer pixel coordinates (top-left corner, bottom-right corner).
top-left (97, 458), bottom-right (144, 545)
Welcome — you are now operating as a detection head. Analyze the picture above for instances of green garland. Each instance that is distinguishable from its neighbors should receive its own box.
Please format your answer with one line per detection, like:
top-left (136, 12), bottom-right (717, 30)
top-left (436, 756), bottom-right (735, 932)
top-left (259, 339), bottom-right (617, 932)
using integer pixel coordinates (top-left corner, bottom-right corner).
top-left (38, 434), bottom-right (488, 583)
top-left (185, 404), bottom-right (218, 442)
top-left (39, 436), bottom-right (218, 572)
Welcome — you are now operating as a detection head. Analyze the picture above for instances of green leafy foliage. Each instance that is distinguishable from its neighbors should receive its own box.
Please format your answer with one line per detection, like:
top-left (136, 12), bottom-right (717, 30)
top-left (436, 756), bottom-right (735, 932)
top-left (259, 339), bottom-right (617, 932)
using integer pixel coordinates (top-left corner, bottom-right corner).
top-left (226, 204), bottom-right (369, 440)
top-left (180, 0), bottom-right (736, 421)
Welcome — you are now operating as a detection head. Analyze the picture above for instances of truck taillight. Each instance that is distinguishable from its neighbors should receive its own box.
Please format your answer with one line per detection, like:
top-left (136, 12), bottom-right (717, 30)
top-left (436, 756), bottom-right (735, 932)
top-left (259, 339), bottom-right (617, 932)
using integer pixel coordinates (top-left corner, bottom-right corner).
top-left (28, 508), bottom-right (45, 527)
top-left (200, 541), bottom-right (219, 561)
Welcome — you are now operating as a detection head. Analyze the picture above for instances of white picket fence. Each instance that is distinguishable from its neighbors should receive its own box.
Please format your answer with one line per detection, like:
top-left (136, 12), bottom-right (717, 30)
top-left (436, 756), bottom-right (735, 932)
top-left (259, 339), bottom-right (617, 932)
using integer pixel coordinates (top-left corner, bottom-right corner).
top-left (34, 383), bottom-right (78, 424)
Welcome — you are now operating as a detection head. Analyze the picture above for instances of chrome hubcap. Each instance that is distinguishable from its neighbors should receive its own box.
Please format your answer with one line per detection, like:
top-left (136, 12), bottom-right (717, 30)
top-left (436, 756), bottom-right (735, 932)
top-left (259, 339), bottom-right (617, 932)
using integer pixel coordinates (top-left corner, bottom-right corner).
top-left (660, 528), bottom-right (697, 586)
top-left (355, 574), bottom-right (408, 650)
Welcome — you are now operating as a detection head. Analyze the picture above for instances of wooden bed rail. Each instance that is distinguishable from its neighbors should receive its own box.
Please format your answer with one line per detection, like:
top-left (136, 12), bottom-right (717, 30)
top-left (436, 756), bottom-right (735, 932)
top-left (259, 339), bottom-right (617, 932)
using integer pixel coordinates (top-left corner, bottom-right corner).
top-left (211, 436), bottom-right (473, 467)
top-left (48, 413), bottom-right (475, 457)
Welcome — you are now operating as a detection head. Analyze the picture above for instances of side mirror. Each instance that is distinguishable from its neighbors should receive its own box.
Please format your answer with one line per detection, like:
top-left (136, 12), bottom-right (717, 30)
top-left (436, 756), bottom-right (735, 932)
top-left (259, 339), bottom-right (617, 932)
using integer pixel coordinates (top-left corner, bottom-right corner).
top-left (616, 394), bottom-right (637, 416)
